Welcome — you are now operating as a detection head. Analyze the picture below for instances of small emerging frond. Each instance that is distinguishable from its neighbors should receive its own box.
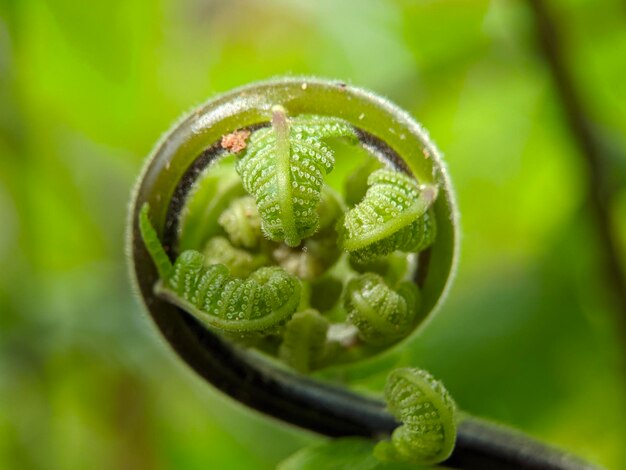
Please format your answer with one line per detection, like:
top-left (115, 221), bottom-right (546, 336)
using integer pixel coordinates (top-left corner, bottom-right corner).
top-left (376, 368), bottom-right (457, 465)
top-left (343, 273), bottom-right (420, 345)
top-left (338, 169), bottom-right (438, 263)
top-left (202, 236), bottom-right (269, 278)
top-left (139, 203), bottom-right (173, 280)
top-left (279, 309), bottom-right (330, 373)
top-left (218, 195), bottom-right (263, 249)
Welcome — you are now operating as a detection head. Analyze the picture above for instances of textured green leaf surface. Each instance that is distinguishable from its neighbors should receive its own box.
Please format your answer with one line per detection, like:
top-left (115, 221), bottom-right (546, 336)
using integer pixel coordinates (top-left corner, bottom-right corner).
top-left (157, 252), bottom-right (300, 334)
top-left (339, 169), bottom-right (437, 262)
top-left (236, 107), bottom-right (356, 246)
top-left (141, 205), bottom-right (300, 334)
top-left (279, 309), bottom-right (330, 373)
top-left (378, 368), bottom-right (457, 465)
top-left (344, 274), bottom-right (421, 345)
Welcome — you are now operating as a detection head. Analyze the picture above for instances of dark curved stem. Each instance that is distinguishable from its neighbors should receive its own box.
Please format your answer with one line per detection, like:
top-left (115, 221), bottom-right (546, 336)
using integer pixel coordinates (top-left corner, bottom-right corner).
top-left (242, 349), bottom-right (597, 469)
top-left (129, 76), bottom-right (601, 470)
top-left (140, 307), bottom-right (598, 469)
top-left (246, 349), bottom-right (598, 469)
top-left (132, 186), bottom-right (599, 470)
top-left (448, 417), bottom-right (598, 470)
top-left (527, 0), bottom-right (626, 342)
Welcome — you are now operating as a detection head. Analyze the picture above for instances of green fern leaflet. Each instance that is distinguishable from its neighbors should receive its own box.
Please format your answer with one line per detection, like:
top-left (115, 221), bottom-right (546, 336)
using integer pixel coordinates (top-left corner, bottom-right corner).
top-left (236, 106), bottom-right (356, 247)
top-left (339, 169), bottom-right (438, 262)
top-left (139, 204), bottom-right (301, 334)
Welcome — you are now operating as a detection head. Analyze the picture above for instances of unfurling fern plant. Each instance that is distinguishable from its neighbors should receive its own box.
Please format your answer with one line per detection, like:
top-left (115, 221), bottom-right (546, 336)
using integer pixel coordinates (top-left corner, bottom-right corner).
top-left (129, 78), bottom-right (596, 470)
top-left (375, 368), bottom-right (457, 465)
top-left (137, 105), bottom-right (435, 351)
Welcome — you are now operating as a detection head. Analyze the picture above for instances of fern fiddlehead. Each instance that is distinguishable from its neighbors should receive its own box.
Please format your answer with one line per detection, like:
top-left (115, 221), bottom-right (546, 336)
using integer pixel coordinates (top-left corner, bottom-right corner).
top-left (375, 368), bottom-right (457, 465)
top-left (202, 236), bottom-right (268, 278)
top-left (343, 273), bottom-right (421, 345)
top-left (140, 204), bottom-right (300, 334)
top-left (236, 105), bottom-right (356, 247)
top-left (128, 78), bottom-right (599, 470)
top-left (279, 309), bottom-right (331, 373)
top-left (217, 195), bottom-right (263, 249)
top-left (338, 169), bottom-right (437, 263)
top-left (134, 79), bottom-right (455, 370)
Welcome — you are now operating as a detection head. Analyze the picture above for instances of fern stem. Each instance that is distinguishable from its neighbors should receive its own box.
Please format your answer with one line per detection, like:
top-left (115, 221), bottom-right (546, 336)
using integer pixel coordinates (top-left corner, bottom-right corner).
top-left (448, 415), bottom-right (598, 470)
top-left (164, 328), bottom-right (597, 469)
top-left (126, 77), bottom-right (598, 469)
top-left (271, 105), bottom-right (298, 246)
top-left (138, 203), bottom-right (173, 280)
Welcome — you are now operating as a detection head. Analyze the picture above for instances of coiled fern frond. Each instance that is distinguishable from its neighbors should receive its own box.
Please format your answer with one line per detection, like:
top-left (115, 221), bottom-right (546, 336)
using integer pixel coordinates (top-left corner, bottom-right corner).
top-left (202, 236), bottom-right (269, 278)
top-left (343, 273), bottom-right (420, 345)
top-left (338, 169), bottom-right (437, 263)
top-left (279, 309), bottom-right (331, 373)
top-left (236, 106), bottom-right (356, 247)
top-left (139, 204), bottom-right (300, 334)
top-left (376, 368), bottom-right (457, 465)
top-left (217, 196), bottom-right (263, 249)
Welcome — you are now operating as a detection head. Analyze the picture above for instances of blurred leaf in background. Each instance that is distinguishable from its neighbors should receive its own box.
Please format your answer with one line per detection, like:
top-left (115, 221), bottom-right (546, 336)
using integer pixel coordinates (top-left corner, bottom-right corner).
top-left (278, 438), bottom-right (426, 470)
top-left (0, 0), bottom-right (625, 468)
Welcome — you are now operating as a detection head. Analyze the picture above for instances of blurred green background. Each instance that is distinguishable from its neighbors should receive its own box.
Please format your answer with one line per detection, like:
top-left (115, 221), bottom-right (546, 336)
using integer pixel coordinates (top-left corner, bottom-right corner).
top-left (1, 0), bottom-right (625, 468)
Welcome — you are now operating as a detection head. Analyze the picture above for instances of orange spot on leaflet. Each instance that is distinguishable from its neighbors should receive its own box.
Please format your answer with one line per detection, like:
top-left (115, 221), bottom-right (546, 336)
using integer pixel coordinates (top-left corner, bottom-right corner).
top-left (221, 129), bottom-right (251, 153)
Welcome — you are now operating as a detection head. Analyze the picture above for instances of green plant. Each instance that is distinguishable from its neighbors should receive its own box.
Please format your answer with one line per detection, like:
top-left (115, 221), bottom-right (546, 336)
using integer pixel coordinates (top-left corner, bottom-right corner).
top-left (128, 78), bottom-right (596, 469)
top-left (343, 274), bottom-right (421, 346)
top-left (140, 204), bottom-right (301, 334)
top-left (137, 99), bottom-right (440, 367)
top-left (375, 368), bottom-right (457, 465)
top-left (338, 169), bottom-right (437, 263)
top-left (236, 105), bottom-right (356, 247)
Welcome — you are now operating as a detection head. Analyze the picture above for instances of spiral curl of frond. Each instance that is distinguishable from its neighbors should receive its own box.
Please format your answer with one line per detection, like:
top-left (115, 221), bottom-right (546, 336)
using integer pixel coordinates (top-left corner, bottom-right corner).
top-left (218, 196), bottom-right (263, 249)
top-left (339, 169), bottom-right (438, 263)
top-left (343, 273), bottom-right (420, 345)
top-left (376, 368), bottom-right (457, 465)
top-left (279, 309), bottom-right (330, 373)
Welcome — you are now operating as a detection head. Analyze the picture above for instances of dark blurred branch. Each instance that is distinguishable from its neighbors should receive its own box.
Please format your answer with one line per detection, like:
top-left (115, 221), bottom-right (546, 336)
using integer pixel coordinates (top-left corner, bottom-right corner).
top-left (182, 331), bottom-right (600, 469)
top-left (446, 416), bottom-right (598, 470)
top-left (527, 0), bottom-right (626, 340)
